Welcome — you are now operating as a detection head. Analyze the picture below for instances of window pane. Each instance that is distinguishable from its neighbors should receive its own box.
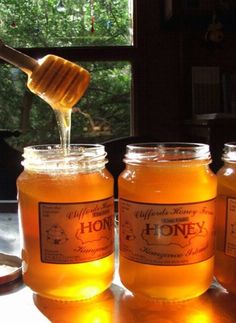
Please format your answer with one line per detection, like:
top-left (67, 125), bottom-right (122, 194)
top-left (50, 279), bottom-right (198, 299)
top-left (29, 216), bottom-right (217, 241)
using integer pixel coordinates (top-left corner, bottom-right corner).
top-left (0, 0), bottom-right (133, 47)
top-left (0, 61), bottom-right (131, 149)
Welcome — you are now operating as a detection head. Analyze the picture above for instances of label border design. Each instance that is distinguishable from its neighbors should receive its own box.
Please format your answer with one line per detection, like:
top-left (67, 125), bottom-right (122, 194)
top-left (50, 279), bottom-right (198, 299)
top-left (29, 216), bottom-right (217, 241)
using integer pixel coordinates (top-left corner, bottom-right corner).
top-left (38, 196), bottom-right (114, 264)
top-left (225, 197), bottom-right (236, 258)
top-left (119, 197), bottom-right (215, 266)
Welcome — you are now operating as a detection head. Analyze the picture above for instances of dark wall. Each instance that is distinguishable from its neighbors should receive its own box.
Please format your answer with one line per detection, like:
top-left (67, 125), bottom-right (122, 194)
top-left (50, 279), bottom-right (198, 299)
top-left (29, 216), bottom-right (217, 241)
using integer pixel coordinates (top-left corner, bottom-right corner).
top-left (134, 1), bottom-right (236, 171)
top-left (135, 1), bottom-right (185, 141)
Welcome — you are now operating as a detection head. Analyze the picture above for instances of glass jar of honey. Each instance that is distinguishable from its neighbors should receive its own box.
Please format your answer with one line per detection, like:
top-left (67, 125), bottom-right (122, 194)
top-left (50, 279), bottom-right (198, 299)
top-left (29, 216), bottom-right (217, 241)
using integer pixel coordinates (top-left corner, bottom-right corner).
top-left (215, 142), bottom-right (236, 294)
top-left (17, 144), bottom-right (114, 301)
top-left (118, 142), bottom-right (216, 301)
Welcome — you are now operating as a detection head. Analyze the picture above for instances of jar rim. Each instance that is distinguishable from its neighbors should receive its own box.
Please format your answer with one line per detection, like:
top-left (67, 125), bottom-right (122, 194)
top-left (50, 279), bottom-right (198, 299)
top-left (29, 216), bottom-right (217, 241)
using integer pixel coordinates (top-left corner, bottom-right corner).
top-left (222, 142), bottom-right (236, 162)
top-left (24, 143), bottom-right (104, 152)
top-left (124, 142), bottom-right (211, 164)
top-left (22, 144), bottom-right (107, 173)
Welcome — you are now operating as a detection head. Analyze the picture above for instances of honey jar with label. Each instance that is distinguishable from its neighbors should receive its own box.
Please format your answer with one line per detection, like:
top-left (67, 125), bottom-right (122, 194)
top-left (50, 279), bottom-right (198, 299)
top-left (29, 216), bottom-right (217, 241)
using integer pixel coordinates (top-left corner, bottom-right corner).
top-left (17, 144), bottom-right (114, 301)
top-left (215, 142), bottom-right (236, 294)
top-left (118, 143), bottom-right (216, 301)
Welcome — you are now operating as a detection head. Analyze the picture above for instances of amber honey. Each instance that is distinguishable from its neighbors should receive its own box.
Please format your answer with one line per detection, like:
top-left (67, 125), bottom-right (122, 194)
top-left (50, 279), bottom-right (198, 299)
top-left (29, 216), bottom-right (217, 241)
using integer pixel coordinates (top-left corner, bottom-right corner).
top-left (27, 55), bottom-right (90, 111)
top-left (118, 143), bottom-right (216, 301)
top-left (28, 55), bottom-right (90, 152)
top-left (17, 144), bottom-right (114, 301)
top-left (27, 55), bottom-right (90, 151)
top-left (0, 42), bottom-right (90, 152)
top-left (215, 143), bottom-right (236, 294)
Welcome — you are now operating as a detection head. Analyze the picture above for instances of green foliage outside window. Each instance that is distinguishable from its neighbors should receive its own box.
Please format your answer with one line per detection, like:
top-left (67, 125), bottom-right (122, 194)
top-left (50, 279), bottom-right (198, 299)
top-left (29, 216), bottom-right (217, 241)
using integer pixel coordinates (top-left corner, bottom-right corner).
top-left (0, 0), bottom-right (132, 47)
top-left (0, 0), bottom-right (132, 149)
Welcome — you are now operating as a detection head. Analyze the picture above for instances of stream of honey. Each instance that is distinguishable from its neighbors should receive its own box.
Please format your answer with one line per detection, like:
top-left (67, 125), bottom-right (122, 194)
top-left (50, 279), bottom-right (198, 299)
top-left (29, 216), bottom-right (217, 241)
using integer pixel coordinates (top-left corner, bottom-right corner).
top-left (26, 54), bottom-right (90, 152)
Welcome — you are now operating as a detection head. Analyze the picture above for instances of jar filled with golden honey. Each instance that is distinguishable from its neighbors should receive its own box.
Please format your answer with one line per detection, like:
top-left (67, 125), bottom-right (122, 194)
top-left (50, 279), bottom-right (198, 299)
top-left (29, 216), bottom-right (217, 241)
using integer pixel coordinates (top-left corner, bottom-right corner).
top-left (215, 143), bottom-right (236, 294)
top-left (118, 143), bottom-right (216, 301)
top-left (17, 144), bottom-right (114, 301)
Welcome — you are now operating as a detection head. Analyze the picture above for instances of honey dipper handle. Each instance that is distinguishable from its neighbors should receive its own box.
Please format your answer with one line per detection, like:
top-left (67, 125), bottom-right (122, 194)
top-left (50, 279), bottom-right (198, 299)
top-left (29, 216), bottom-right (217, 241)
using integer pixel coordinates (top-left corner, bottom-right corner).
top-left (0, 39), bottom-right (38, 75)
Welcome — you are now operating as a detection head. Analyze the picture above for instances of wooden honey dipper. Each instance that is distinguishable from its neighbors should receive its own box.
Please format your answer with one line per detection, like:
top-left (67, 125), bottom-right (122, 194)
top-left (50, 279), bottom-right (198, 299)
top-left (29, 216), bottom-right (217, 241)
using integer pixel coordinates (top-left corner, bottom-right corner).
top-left (0, 40), bottom-right (90, 111)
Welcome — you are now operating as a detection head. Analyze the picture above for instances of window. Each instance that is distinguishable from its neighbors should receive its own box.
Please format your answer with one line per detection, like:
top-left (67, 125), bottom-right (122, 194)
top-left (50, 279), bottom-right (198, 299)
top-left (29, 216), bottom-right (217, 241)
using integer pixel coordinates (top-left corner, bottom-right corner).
top-left (0, 61), bottom-right (131, 147)
top-left (0, 0), bottom-right (141, 149)
top-left (0, 0), bottom-right (133, 47)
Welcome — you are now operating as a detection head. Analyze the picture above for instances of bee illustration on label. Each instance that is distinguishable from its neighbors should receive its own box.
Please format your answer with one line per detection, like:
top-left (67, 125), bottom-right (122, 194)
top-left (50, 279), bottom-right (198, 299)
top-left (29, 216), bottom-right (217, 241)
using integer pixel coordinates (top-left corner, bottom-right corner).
top-left (46, 224), bottom-right (69, 244)
top-left (121, 221), bottom-right (136, 241)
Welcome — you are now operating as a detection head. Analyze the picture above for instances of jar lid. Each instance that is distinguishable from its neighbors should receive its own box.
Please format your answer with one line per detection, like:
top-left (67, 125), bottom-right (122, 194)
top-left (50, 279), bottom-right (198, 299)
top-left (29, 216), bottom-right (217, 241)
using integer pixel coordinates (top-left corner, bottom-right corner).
top-left (0, 253), bottom-right (22, 285)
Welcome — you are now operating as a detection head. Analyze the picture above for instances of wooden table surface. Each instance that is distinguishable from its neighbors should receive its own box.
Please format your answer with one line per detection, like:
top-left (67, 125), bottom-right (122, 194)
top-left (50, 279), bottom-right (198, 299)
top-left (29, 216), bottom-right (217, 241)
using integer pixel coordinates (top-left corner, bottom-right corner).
top-left (0, 203), bottom-right (236, 323)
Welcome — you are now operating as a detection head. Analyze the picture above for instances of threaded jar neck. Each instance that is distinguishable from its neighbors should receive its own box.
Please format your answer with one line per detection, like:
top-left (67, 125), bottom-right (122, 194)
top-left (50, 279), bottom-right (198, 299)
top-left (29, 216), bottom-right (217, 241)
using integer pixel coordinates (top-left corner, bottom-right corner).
top-left (222, 142), bottom-right (236, 162)
top-left (22, 144), bottom-right (107, 173)
top-left (124, 142), bottom-right (211, 165)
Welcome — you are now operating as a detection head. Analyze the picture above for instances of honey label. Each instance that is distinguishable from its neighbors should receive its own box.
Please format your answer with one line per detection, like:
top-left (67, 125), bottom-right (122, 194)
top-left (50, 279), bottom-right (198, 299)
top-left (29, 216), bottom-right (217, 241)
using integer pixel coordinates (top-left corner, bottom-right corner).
top-left (225, 198), bottom-right (236, 258)
top-left (39, 197), bottom-right (114, 264)
top-left (119, 198), bottom-right (215, 266)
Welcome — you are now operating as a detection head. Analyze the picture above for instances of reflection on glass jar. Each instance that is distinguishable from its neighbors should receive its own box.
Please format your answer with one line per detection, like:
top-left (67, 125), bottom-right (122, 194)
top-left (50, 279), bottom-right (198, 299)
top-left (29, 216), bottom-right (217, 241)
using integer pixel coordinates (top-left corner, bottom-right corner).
top-left (215, 142), bottom-right (236, 295)
top-left (17, 144), bottom-right (114, 301)
top-left (118, 143), bottom-right (217, 301)
top-left (118, 283), bottom-right (236, 323)
top-left (34, 287), bottom-right (115, 323)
